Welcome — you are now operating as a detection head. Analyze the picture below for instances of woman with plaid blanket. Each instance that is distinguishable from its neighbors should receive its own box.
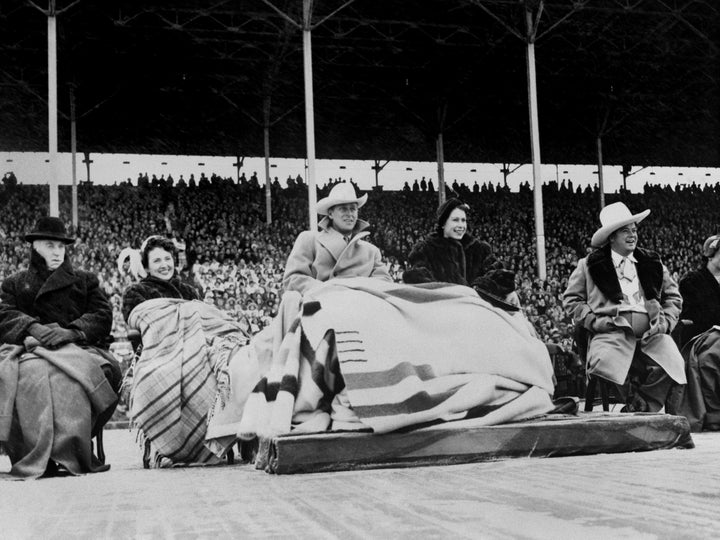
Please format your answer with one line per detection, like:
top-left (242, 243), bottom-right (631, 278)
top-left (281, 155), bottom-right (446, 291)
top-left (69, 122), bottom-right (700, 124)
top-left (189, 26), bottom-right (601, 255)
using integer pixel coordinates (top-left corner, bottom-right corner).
top-left (122, 236), bottom-right (247, 466)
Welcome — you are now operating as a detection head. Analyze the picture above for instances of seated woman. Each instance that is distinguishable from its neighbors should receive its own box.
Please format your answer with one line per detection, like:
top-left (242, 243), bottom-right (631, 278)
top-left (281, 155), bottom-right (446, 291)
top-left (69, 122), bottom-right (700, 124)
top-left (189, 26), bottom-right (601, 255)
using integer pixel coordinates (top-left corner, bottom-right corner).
top-left (403, 198), bottom-right (518, 310)
top-left (121, 236), bottom-right (250, 467)
top-left (0, 217), bottom-right (120, 479)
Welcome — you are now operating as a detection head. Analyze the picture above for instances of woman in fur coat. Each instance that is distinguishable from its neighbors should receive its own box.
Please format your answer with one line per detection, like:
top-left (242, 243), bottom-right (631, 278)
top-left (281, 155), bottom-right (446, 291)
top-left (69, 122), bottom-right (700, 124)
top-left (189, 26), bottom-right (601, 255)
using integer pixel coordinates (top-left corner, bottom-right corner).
top-left (403, 198), bottom-right (517, 309)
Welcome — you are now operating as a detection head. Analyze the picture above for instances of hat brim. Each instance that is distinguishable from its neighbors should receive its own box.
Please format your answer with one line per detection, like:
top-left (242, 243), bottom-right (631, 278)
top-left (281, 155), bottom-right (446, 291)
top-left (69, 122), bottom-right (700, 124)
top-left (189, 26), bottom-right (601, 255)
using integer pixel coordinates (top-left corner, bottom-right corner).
top-left (317, 193), bottom-right (368, 216)
top-left (25, 232), bottom-right (75, 244)
top-left (475, 288), bottom-right (520, 312)
top-left (590, 209), bottom-right (650, 248)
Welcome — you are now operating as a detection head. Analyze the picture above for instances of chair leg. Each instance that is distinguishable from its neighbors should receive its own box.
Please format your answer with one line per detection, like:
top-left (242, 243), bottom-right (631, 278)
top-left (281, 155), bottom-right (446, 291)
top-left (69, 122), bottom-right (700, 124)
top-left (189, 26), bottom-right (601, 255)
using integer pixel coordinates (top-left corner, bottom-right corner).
top-left (227, 447), bottom-right (235, 465)
top-left (584, 377), bottom-right (597, 412)
top-left (600, 379), bottom-right (610, 411)
top-left (95, 429), bottom-right (106, 465)
top-left (142, 439), bottom-right (152, 469)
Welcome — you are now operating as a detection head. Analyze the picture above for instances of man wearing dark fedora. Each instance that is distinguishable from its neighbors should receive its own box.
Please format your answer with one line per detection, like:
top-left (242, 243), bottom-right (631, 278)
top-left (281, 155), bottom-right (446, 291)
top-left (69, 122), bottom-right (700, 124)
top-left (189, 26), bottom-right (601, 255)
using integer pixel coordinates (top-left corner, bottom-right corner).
top-left (0, 216), bottom-right (120, 478)
top-left (563, 202), bottom-right (686, 412)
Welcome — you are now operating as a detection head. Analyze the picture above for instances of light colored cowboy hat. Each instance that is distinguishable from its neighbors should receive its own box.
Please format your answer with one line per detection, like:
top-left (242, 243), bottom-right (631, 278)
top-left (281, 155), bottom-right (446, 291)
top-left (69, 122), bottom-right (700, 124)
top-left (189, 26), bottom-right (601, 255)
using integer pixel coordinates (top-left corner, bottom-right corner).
top-left (591, 202), bottom-right (650, 248)
top-left (316, 183), bottom-right (368, 216)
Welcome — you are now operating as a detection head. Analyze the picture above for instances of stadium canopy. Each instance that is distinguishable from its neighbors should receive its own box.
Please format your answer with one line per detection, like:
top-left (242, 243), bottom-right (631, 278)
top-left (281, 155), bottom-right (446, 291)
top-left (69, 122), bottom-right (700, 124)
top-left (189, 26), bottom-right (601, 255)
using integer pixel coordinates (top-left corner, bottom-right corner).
top-left (1, 0), bottom-right (719, 168)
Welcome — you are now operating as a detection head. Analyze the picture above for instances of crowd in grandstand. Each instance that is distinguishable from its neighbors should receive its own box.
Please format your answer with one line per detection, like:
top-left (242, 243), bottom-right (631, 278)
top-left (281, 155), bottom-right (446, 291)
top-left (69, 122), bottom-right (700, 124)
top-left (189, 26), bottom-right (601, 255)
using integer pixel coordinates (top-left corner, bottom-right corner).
top-left (0, 172), bottom-right (713, 356)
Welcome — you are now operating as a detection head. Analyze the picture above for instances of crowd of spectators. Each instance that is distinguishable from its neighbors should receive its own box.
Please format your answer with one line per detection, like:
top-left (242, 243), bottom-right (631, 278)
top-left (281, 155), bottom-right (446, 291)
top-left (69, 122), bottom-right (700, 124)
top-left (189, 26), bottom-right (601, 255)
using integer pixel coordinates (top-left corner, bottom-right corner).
top-left (0, 173), bottom-right (715, 356)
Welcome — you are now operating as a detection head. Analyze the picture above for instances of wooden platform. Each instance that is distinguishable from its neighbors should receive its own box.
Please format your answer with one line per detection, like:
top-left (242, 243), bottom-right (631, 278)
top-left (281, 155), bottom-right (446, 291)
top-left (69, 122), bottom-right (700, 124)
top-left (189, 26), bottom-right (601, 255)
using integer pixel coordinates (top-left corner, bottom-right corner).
top-left (265, 412), bottom-right (694, 474)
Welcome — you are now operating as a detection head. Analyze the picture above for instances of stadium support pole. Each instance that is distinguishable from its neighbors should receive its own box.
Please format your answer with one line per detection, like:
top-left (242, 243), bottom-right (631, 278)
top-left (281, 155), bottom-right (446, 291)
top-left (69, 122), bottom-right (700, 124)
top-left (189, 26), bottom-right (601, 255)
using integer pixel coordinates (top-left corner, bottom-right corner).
top-left (436, 133), bottom-right (446, 206)
top-left (525, 9), bottom-right (546, 281)
top-left (303, 0), bottom-right (318, 231)
top-left (47, 10), bottom-right (59, 218)
top-left (597, 136), bottom-right (605, 209)
top-left (70, 86), bottom-right (78, 230)
top-left (264, 97), bottom-right (272, 225)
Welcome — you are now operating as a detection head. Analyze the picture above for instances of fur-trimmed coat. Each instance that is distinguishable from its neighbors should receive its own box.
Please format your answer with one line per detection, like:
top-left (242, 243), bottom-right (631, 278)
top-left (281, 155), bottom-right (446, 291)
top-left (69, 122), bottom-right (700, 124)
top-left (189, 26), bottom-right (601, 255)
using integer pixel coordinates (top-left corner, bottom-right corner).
top-left (563, 245), bottom-right (685, 384)
top-left (283, 217), bottom-right (391, 295)
top-left (679, 266), bottom-right (720, 348)
top-left (0, 251), bottom-right (112, 347)
top-left (121, 275), bottom-right (200, 322)
top-left (403, 232), bottom-right (502, 286)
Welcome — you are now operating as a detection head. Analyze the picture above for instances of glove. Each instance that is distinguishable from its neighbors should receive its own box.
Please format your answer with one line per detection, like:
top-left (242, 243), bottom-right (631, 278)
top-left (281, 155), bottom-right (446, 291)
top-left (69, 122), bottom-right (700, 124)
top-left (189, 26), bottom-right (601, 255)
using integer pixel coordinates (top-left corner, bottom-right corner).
top-left (472, 269), bottom-right (516, 296)
top-left (43, 327), bottom-right (82, 348)
top-left (586, 314), bottom-right (615, 333)
top-left (27, 323), bottom-right (55, 344)
top-left (643, 315), bottom-right (669, 340)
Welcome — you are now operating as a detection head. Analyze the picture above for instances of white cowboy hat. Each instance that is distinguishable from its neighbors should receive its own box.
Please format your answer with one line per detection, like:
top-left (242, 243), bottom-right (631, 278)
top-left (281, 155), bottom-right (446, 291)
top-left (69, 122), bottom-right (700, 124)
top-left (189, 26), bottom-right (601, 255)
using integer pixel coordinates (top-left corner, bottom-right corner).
top-left (591, 202), bottom-right (650, 248)
top-left (316, 183), bottom-right (368, 215)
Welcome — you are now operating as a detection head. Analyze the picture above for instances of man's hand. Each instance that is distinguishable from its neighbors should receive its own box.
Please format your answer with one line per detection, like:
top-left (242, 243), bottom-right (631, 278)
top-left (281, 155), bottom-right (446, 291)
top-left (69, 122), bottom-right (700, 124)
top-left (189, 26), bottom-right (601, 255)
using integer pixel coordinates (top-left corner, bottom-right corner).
top-left (27, 323), bottom-right (80, 348)
top-left (43, 327), bottom-right (81, 348)
top-left (643, 316), bottom-right (669, 340)
top-left (586, 314), bottom-right (615, 333)
top-left (27, 323), bottom-right (55, 344)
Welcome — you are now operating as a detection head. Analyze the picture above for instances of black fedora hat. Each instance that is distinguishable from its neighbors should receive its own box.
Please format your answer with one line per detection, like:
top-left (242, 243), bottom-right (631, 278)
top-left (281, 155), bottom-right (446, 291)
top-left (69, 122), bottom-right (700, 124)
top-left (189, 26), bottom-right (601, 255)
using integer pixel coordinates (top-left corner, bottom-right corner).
top-left (24, 216), bottom-right (75, 244)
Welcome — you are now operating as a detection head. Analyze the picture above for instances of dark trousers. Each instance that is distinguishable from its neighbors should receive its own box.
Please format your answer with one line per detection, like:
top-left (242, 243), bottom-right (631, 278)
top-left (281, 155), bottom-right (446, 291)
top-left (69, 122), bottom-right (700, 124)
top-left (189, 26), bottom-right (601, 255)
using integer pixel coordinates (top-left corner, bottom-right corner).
top-left (616, 345), bottom-right (674, 412)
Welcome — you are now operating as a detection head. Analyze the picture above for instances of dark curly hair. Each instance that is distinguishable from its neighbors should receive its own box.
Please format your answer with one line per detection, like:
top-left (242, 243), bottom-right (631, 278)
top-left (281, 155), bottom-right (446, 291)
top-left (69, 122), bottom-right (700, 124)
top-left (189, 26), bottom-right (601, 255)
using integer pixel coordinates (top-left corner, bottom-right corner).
top-left (141, 235), bottom-right (177, 269)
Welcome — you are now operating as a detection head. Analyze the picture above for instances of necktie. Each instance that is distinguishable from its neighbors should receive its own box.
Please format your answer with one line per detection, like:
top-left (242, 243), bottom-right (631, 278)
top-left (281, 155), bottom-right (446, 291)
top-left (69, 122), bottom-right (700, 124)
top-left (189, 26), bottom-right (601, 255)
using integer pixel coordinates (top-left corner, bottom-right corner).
top-left (618, 258), bottom-right (636, 281)
top-left (343, 235), bottom-right (350, 244)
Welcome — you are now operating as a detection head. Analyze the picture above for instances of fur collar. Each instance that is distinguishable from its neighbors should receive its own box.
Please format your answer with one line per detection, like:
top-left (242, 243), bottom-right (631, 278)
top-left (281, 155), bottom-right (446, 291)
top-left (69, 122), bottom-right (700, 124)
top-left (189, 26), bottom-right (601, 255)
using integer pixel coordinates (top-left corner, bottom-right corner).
top-left (586, 244), bottom-right (663, 302)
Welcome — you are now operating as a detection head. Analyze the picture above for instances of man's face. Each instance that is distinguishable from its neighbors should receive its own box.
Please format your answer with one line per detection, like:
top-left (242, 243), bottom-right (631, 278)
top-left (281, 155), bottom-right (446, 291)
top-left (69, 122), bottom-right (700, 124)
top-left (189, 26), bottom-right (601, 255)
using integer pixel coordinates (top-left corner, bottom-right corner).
top-left (33, 239), bottom-right (66, 270)
top-left (609, 224), bottom-right (638, 256)
top-left (328, 203), bottom-right (359, 235)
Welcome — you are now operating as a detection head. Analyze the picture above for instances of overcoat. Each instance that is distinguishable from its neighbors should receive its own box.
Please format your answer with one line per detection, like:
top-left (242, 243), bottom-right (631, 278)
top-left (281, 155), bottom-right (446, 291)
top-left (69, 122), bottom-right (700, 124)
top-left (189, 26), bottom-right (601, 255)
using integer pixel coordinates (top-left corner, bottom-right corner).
top-left (563, 245), bottom-right (685, 385)
top-left (283, 217), bottom-right (391, 295)
top-left (678, 267), bottom-right (720, 347)
top-left (0, 251), bottom-right (112, 347)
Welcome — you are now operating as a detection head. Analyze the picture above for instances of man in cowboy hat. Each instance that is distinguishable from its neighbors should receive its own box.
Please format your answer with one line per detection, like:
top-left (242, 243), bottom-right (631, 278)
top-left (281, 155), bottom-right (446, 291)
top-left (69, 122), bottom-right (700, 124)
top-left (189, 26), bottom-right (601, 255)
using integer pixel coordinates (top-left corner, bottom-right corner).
top-left (0, 216), bottom-right (120, 477)
top-left (563, 202), bottom-right (686, 412)
top-left (283, 182), bottom-right (391, 294)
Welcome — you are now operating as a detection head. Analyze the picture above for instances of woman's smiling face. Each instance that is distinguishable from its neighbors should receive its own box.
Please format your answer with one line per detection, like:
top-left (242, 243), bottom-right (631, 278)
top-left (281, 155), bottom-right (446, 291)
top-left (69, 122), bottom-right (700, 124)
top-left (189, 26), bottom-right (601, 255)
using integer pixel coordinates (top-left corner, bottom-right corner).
top-left (442, 208), bottom-right (467, 240)
top-left (146, 247), bottom-right (175, 280)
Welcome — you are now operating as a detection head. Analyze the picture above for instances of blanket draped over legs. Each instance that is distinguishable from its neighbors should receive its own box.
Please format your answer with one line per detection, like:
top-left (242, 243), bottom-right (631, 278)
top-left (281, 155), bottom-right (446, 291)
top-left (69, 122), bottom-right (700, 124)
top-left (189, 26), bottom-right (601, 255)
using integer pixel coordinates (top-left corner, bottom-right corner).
top-left (0, 342), bottom-right (118, 479)
top-left (239, 278), bottom-right (555, 467)
top-left (128, 299), bottom-right (252, 466)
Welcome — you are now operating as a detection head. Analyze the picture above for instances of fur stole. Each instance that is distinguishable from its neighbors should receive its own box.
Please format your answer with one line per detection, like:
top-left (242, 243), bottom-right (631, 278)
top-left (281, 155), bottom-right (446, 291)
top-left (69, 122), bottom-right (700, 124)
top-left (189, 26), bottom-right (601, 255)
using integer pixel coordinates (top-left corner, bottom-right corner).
top-left (586, 245), bottom-right (663, 302)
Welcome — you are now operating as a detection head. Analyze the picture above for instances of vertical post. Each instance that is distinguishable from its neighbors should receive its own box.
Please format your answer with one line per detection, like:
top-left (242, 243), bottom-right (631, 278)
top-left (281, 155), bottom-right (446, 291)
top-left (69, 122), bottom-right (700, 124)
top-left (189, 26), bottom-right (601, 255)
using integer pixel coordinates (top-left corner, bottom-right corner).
top-left (597, 136), bottom-right (605, 209)
top-left (70, 86), bottom-right (78, 230)
top-left (436, 133), bottom-right (446, 206)
top-left (525, 9), bottom-right (546, 281)
top-left (47, 10), bottom-right (59, 217)
top-left (303, 0), bottom-right (318, 231)
top-left (263, 97), bottom-right (272, 225)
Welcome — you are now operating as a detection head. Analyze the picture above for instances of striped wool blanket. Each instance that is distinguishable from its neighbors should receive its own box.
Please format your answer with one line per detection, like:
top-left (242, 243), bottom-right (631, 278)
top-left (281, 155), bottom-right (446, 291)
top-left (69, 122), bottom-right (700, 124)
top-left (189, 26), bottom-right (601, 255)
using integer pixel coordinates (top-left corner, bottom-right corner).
top-left (128, 298), bottom-right (248, 465)
top-left (239, 277), bottom-right (555, 443)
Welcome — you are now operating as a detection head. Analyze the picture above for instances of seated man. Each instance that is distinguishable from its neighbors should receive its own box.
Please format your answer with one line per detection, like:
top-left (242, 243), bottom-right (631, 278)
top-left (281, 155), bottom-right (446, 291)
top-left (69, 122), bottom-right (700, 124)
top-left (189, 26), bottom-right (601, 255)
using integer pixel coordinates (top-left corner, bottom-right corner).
top-left (676, 235), bottom-right (720, 430)
top-left (562, 202), bottom-right (686, 412)
top-left (0, 217), bottom-right (120, 478)
top-left (283, 182), bottom-right (391, 294)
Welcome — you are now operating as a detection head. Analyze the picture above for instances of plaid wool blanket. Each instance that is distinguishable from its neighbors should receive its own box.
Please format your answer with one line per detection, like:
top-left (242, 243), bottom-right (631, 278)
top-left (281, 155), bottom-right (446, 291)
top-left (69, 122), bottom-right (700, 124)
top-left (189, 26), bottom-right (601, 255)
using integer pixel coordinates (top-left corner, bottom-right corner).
top-left (128, 298), bottom-right (248, 465)
top-left (239, 278), bottom-right (555, 445)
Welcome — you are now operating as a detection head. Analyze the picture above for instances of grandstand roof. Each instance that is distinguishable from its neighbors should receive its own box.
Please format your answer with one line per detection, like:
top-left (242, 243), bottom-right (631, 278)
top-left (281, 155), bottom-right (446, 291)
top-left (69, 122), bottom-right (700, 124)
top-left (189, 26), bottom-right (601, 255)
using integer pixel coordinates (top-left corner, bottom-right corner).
top-left (1, 0), bottom-right (718, 167)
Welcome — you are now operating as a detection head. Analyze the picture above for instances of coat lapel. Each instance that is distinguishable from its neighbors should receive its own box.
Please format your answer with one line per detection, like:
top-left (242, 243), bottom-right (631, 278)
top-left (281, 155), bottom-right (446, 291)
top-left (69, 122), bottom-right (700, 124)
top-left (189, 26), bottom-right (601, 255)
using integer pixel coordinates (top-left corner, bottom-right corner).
top-left (587, 245), bottom-right (663, 303)
top-left (587, 246), bottom-right (622, 302)
top-left (35, 261), bottom-right (81, 300)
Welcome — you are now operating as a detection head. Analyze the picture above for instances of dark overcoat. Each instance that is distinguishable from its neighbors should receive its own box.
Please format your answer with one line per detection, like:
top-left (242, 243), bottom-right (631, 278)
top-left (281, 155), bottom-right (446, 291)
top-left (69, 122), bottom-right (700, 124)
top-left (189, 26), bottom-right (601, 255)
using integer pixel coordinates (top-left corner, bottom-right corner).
top-left (0, 252), bottom-right (112, 347)
top-left (679, 267), bottom-right (720, 347)
top-left (403, 232), bottom-right (501, 286)
top-left (121, 275), bottom-right (200, 322)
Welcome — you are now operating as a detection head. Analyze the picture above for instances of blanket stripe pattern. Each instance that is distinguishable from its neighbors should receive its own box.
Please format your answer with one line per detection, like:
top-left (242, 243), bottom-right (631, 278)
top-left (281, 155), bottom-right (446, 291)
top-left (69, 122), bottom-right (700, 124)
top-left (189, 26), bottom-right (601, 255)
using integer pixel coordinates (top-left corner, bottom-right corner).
top-left (129, 298), bottom-right (247, 465)
top-left (239, 277), bottom-right (555, 443)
